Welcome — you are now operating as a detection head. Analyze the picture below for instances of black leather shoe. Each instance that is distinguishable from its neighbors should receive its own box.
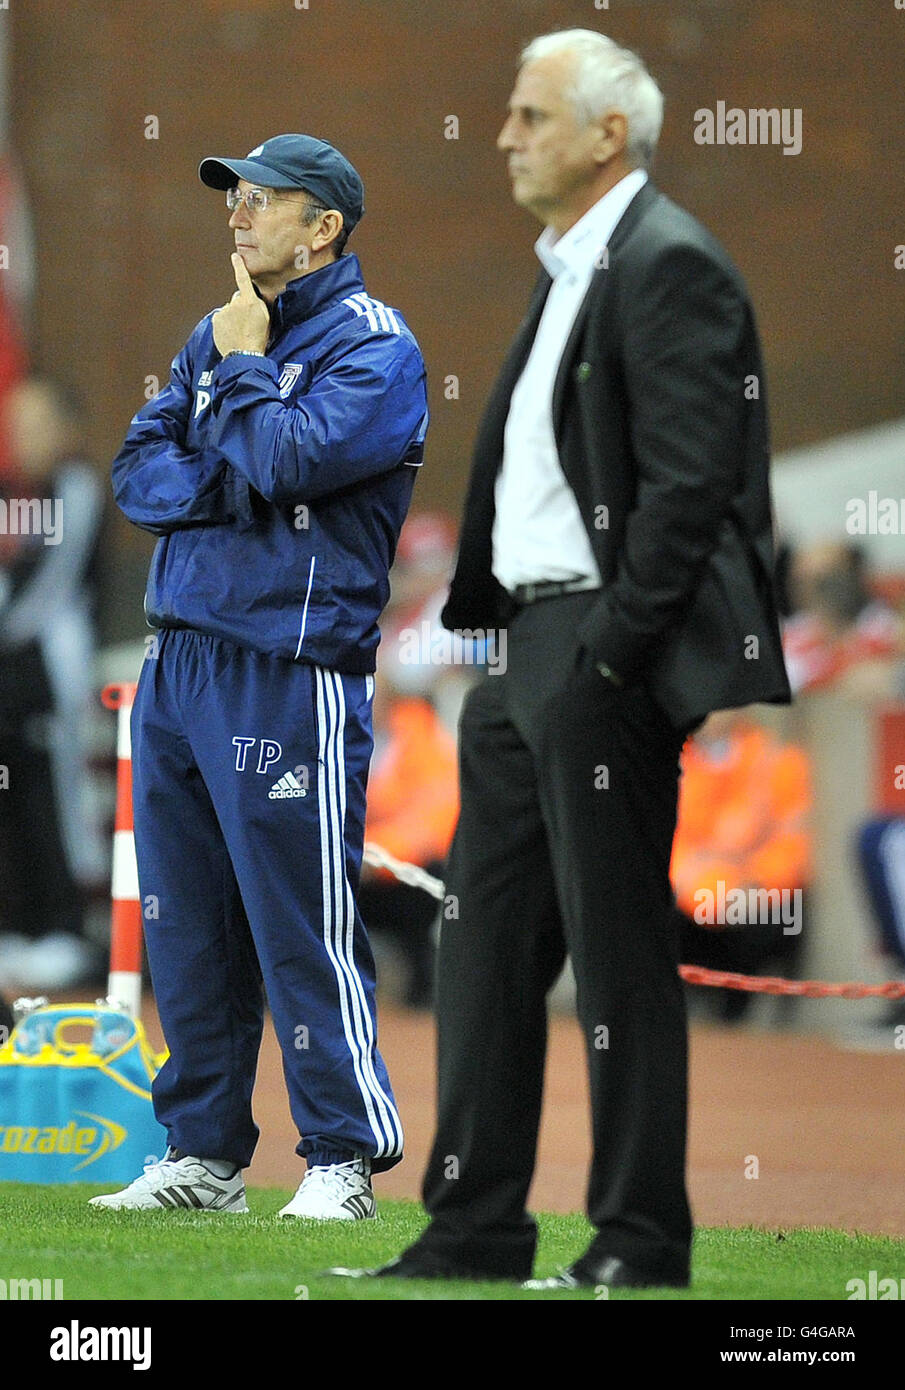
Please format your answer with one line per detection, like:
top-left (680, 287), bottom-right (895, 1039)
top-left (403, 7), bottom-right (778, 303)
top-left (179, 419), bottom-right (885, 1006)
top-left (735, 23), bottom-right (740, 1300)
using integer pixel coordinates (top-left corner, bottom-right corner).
top-left (524, 1254), bottom-right (689, 1291)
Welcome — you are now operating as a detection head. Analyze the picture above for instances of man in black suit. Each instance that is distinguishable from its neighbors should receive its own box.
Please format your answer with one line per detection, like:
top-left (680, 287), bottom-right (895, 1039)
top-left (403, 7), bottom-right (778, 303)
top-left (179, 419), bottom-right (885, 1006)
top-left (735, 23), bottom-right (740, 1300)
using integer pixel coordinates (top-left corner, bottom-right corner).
top-left (343, 28), bottom-right (791, 1288)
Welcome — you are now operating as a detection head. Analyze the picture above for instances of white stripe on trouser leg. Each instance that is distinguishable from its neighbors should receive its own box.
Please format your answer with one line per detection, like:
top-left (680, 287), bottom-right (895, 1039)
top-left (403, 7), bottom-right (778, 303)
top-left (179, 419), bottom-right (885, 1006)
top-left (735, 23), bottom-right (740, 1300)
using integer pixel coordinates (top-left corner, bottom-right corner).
top-left (315, 667), bottom-right (402, 1157)
top-left (315, 666), bottom-right (386, 1154)
top-left (321, 668), bottom-right (402, 1155)
top-left (327, 670), bottom-right (403, 1153)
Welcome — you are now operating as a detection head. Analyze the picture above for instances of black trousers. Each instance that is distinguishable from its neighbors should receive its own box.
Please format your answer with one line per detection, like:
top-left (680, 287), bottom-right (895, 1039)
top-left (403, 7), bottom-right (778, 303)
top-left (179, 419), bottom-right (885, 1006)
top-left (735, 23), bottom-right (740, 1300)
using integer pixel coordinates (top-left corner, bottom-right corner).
top-left (414, 590), bottom-right (694, 1280)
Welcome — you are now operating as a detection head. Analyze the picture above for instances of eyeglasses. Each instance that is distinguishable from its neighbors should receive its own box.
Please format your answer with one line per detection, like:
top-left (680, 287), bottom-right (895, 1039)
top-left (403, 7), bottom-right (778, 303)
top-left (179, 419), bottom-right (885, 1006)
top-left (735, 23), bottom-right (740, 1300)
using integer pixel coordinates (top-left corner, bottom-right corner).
top-left (226, 186), bottom-right (329, 216)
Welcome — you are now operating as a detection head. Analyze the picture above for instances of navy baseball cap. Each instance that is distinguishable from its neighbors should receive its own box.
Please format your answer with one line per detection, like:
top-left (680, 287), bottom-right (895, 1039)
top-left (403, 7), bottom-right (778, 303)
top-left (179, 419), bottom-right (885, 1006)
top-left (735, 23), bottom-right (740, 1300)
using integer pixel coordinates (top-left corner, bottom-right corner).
top-left (198, 134), bottom-right (364, 232)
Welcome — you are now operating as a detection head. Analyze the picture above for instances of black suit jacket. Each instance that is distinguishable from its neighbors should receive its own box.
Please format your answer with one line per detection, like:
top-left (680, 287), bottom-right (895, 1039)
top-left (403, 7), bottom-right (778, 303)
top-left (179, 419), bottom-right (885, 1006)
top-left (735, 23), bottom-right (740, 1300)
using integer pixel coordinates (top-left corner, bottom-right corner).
top-left (440, 180), bottom-right (792, 730)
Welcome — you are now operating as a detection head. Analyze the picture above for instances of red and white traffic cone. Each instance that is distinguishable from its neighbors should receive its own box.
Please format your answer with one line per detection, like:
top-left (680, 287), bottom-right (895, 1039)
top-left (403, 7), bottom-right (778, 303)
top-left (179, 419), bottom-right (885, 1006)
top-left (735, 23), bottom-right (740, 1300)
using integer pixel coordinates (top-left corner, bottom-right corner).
top-left (101, 683), bottom-right (142, 1018)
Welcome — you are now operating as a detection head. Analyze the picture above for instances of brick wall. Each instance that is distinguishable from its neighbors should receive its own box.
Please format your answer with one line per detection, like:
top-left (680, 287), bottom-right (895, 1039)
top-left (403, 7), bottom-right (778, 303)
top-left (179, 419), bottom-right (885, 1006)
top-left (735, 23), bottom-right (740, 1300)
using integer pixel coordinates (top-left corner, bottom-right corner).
top-left (12, 0), bottom-right (905, 637)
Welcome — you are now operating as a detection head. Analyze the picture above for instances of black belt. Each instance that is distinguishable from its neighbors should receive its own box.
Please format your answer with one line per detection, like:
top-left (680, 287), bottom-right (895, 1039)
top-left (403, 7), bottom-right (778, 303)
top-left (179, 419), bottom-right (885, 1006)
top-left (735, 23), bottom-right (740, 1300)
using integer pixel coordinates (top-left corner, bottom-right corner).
top-left (509, 578), bottom-right (601, 606)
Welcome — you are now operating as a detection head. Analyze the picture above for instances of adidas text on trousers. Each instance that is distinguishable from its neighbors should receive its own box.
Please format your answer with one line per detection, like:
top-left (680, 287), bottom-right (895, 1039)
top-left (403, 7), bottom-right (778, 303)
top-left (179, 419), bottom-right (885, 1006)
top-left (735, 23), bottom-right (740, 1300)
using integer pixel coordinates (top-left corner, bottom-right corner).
top-left (130, 628), bottom-right (403, 1171)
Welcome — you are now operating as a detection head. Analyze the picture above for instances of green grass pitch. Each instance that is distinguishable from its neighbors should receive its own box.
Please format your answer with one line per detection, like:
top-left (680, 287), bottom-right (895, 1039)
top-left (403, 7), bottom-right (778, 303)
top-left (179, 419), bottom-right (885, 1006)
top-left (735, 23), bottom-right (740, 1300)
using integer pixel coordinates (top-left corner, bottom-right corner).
top-left (1, 1183), bottom-right (902, 1300)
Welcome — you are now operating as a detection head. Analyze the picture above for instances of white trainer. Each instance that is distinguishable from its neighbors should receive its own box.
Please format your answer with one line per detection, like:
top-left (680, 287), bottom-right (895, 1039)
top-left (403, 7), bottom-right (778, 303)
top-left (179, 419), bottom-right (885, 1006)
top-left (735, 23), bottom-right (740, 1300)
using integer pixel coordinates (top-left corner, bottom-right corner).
top-left (278, 1157), bottom-right (376, 1220)
top-left (88, 1148), bottom-right (248, 1212)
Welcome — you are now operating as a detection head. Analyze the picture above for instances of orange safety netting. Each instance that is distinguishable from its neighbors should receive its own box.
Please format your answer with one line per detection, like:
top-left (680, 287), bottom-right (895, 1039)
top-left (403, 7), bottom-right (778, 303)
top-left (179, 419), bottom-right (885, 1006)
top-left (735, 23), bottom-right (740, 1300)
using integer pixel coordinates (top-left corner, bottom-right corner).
top-left (679, 965), bottom-right (905, 999)
top-left (361, 843), bottom-right (905, 1003)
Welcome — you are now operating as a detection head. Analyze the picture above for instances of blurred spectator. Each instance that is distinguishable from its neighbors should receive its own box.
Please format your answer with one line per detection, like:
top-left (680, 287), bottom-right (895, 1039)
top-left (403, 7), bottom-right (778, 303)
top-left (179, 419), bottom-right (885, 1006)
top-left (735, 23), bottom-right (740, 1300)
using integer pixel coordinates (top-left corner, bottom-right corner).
top-left (671, 709), bottom-right (813, 1021)
top-left (783, 539), bottom-right (905, 1031)
top-left (359, 673), bottom-right (459, 1009)
top-left (782, 540), bottom-right (902, 696)
top-left (0, 374), bottom-right (105, 991)
top-left (0, 990), bottom-right (12, 1040)
top-left (381, 510), bottom-right (483, 735)
top-left (0, 150), bottom-right (32, 484)
top-left (855, 819), bottom-right (905, 1030)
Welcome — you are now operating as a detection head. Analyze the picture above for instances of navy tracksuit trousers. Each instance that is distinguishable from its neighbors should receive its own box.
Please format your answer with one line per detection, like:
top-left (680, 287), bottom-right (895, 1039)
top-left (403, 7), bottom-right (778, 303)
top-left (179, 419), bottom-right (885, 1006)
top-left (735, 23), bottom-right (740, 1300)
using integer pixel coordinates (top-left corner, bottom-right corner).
top-left (130, 627), bottom-right (403, 1172)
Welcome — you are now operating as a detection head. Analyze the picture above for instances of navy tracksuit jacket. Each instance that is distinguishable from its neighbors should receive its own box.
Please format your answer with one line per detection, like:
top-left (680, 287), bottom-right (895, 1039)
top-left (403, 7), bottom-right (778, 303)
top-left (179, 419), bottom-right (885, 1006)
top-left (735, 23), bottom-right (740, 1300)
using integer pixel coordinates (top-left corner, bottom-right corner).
top-left (113, 254), bottom-right (428, 1170)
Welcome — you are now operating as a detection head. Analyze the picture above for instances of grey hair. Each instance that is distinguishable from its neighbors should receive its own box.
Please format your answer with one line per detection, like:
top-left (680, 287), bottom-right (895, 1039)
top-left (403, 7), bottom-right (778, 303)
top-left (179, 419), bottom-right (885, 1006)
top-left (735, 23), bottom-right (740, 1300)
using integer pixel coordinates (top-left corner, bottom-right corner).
top-left (520, 29), bottom-right (663, 168)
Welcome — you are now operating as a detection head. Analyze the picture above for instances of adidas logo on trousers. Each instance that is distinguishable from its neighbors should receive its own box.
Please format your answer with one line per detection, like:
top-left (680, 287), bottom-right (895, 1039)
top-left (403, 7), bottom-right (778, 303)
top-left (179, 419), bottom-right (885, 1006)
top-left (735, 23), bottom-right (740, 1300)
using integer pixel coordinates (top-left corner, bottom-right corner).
top-left (269, 772), bottom-right (307, 799)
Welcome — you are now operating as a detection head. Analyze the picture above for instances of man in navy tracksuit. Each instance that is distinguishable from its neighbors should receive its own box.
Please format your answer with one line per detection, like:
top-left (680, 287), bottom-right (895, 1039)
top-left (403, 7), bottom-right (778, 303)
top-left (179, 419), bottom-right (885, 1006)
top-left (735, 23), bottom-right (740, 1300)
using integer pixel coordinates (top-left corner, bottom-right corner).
top-left (92, 135), bottom-right (428, 1219)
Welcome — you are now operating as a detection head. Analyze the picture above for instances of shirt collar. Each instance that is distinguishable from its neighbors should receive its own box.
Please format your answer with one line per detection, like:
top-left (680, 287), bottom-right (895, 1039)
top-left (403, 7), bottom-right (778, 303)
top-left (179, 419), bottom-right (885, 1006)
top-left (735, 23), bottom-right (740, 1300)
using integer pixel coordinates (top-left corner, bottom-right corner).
top-left (535, 168), bottom-right (648, 281)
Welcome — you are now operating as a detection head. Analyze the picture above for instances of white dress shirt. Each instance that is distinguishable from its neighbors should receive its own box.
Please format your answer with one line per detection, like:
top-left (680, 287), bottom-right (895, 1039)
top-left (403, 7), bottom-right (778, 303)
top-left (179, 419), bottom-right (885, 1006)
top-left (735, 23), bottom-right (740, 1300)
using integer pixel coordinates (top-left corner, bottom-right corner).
top-left (491, 169), bottom-right (648, 593)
